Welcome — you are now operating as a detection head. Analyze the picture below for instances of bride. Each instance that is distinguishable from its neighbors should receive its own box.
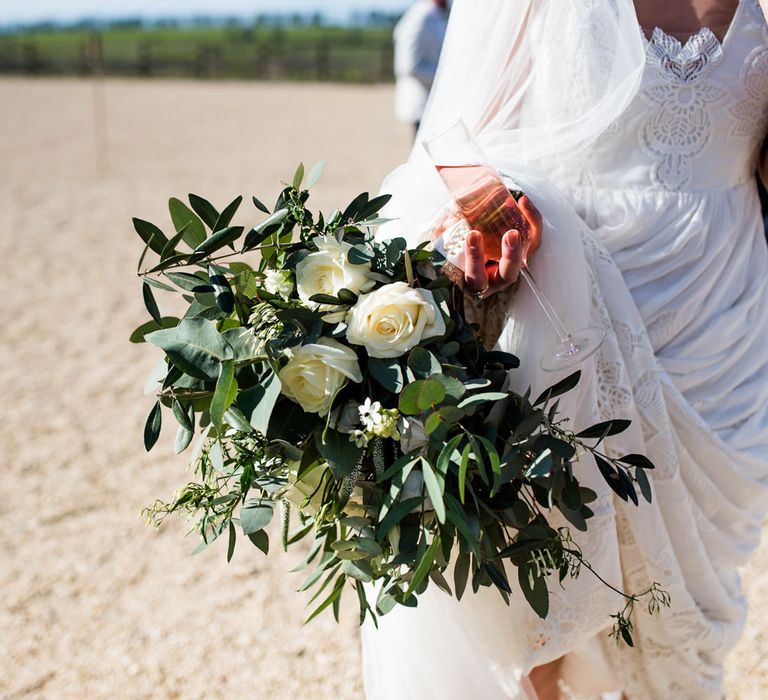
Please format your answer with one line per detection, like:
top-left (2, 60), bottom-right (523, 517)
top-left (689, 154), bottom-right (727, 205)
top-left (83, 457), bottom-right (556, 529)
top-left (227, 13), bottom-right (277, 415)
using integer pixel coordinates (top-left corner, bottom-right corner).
top-left (361, 0), bottom-right (768, 698)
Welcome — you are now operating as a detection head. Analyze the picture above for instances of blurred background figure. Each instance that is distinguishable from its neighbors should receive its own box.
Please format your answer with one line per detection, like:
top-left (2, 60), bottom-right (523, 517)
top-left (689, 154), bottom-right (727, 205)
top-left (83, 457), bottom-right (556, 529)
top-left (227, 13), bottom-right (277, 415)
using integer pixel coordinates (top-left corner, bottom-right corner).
top-left (393, 0), bottom-right (448, 138)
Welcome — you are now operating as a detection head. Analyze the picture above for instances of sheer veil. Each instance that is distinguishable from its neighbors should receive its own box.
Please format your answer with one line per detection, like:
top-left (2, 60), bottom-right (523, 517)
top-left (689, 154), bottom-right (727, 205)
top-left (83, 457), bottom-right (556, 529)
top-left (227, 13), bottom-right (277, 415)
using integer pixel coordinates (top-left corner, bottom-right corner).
top-left (379, 0), bottom-right (646, 240)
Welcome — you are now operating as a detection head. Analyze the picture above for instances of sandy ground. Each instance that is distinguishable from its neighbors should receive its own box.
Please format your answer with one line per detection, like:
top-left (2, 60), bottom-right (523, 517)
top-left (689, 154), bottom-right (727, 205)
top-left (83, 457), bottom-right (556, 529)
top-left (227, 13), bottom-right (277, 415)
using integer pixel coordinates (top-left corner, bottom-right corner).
top-left (0, 77), bottom-right (766, 700)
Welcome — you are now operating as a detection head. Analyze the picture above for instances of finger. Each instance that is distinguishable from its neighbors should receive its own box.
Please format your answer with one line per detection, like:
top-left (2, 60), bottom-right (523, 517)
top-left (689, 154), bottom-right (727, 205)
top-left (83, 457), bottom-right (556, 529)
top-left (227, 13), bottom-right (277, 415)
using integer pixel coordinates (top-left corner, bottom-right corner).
top-left (518, 195), bottom-right (543, 255)
top-left (464, 230), bottom-right (489, 293)
top-left (497, 229), bottom-right (523, 286)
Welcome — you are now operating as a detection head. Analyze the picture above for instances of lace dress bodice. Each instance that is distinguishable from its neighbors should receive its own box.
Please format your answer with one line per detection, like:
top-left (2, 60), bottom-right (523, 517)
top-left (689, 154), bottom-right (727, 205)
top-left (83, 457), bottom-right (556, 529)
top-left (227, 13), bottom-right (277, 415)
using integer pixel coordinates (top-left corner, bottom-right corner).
top-left (576, 0), bottom-right (768, 192)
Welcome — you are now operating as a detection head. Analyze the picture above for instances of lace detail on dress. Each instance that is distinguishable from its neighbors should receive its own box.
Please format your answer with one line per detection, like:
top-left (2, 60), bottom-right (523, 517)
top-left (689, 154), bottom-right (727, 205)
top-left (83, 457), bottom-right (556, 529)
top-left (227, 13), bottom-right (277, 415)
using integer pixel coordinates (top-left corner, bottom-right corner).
top-left (639, 29), bottom-right (728, 189)
top-left (729, 45), bottom-right (768, 144)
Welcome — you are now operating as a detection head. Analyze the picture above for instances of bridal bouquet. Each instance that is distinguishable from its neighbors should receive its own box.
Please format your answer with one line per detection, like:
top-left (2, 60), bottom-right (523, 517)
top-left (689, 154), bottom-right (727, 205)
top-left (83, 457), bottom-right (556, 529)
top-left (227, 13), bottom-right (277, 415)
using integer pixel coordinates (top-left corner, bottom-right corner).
top-left (134, 163), bottom-right (664, 643)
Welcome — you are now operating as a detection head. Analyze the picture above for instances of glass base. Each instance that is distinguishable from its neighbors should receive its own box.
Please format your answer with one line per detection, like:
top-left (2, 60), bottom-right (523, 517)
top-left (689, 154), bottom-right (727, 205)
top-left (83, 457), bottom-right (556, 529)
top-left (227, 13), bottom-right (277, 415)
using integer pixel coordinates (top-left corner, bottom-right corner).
top-left (541, 327), bottom-right (607, 372)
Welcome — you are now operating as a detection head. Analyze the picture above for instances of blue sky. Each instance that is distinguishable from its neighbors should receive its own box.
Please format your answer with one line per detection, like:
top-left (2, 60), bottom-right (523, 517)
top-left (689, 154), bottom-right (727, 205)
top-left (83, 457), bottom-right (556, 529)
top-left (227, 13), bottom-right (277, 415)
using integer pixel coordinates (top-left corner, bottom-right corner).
top-left (0, 1), bottom-right (410, 24)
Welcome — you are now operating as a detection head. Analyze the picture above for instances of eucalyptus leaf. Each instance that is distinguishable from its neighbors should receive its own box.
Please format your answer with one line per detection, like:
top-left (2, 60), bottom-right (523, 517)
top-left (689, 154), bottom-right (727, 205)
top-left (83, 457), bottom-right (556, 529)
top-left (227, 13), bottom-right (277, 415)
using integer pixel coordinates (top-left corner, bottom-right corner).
top-left (144, 401), bottom-right (162, 451)
top-left (145, 317), bottom-right (234, 381)
top-left (142, 281), bottom-right (162, 324)
top-left (368, 357), bottom-right (404, 393)
top-left (169, 197), bottom-right (206, 248)
top-left (188, 193), bottom-right (219, 229)
top-left (241, 498), bottom-right (274, 535)
top-left (133, 218), bottom-right (170, 256)
top-left (129, 316), bottom-right (179, 343)
top-left (210, 359), bottom-right (237, 432)
top-left (236, 371), bottom-right (281, 435)
top-left (306, 160), bottom-right (324, 188)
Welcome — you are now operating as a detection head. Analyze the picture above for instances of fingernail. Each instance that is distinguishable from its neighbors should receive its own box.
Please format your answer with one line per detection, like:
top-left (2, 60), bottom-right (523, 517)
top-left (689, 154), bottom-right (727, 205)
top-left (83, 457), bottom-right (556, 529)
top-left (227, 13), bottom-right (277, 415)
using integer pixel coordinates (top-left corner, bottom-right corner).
top-left (468, 231), bottom-right (482, 248)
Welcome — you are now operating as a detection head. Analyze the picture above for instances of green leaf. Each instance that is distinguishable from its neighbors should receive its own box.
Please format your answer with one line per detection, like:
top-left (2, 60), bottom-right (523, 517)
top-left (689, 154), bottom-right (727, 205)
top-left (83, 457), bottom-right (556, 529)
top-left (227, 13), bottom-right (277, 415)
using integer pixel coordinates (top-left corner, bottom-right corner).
top-left (356, 193), bottom-right (392, 222)
top-left (236, 371), bottom-right (281, 434)
top-left (166, 271), bottom-right (209, 292)
top-left (172, 398), bottom-right (193, 431)
top-left (533, 370), bottom-right (582, 406)
top-left (368, 357), bottom-right (404, 393)
top-left (133, 218), bottom-right (170, 255)
top-left (188, 193), bottom-right (219, 229)
top-left (595, 455), bottom-right (628, 501)
top-left (576, 419), bottom-right (632, 440)
top-left (341, 191), bottom-right (369, 223)
top-left (169, 197), bottom-right (206, 248)
top-left (223, 405), bottom-right (254, 433)
top-left (421, 462), bottom-right (446, 523)
top-left (192, 226), bottom-right (244, 257)
top-left (403, 534), bottom-right (441, 599)
top-left (144, 401), bottom-right (162, 451)
top-left (241, 498), bottom-right (274, 535)
top-left (316, 429), bottom-right (364, 480)
top-left (432, 374), bottom-right (466, 401)
top-left (227, 521), bottom-right (237, 563)
top-left (526, 448), bottom-right (554, 478)
top-left (159, 226), bottom-right (189, 262)
top-left (292, 162), bottom-right (305, 189)
top-left (306, 160), bottom-right (324, 188)
top-left (336, 288), bottom-right (358, 305)
top-left (453, 550), bottom-right (471, 600)
top-left (398, 379), bottom-right (446, 415)
top-left (252, 196), bottom-right (270, 214)
top-left (247, 529), bottom-right (270, 554)
top-left (424, 406), bottom-right (465, 436)
top-left (304, 574), bottom-right (345, 624)
top-left (242, 208), bottom-right (290, 251)
top-left (457, 392), bottom-right (508, 409)
top-left (518, 564), bottom-right (549, 619)
top-left (212, 195), bottom-right (243, 233)
top-left (210, 360), bottom-right (237, 432)
top-left (142, 277), bottom-right (175, 292)
top-left (146, 317), bottom-right (234, 381)
top-left (175, 423), bottom-right (194, 454)
top-left (208, 266), bottom-right (235, 314)
top-left (142, 281), bottom-right (162, 324)
top-left (376, 497), bottom-right (423, 541)
top-left (347, 245), bottom-right (374, 265)
top-left (618, 453), bottom-right (655, 470)
top-left (408, 347), bottom-right (442, 379)
top-left (458, 443), bottom-right (471, 503)
top-left (129, 316), bottom-right (179, 343)
top-left (636, 466), bottom-right (652, 503)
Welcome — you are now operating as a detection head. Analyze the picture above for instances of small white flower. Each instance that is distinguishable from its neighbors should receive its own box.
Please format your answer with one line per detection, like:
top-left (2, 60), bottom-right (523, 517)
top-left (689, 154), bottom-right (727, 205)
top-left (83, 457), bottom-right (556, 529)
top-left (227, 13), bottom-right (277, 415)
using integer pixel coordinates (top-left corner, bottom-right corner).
top-left (359, 398), bottom-right (383, 431)
top-left (350, 429), bottom-right (370, 448)
top-left (262, 268), bottom-right (294, 299)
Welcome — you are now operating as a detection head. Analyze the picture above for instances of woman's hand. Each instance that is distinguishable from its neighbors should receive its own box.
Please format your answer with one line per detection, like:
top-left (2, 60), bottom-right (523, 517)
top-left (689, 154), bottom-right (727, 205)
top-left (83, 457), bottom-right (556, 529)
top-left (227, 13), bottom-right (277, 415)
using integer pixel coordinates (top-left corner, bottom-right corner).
top-left (432, 194), bottom-right (543, 299)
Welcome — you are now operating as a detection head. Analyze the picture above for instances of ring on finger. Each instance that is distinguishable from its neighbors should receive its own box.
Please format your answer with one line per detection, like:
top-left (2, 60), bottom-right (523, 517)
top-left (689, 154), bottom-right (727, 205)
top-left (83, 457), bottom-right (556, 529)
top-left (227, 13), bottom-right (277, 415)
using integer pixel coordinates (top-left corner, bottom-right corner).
top-left (470, 283), bottom-right (491, 301)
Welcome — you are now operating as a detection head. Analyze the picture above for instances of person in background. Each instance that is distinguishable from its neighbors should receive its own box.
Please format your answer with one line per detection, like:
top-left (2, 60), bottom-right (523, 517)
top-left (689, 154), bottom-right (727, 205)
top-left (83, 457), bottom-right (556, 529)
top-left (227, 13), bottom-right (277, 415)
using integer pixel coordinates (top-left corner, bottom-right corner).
top-left (393, 0), bottom-right (449, 138)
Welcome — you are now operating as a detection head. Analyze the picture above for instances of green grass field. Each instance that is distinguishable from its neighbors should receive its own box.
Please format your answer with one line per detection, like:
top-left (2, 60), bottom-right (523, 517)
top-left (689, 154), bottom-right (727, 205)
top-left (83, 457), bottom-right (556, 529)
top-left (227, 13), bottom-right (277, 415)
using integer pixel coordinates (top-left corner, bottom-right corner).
top-left (0, 25), bottom-right (395, 82)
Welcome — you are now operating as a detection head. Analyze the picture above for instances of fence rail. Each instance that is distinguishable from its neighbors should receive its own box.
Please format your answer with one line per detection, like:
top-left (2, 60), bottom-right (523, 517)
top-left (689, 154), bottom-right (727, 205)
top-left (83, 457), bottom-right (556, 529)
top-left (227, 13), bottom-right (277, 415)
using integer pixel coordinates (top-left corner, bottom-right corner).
top-left (0, 29), bottom-right (396, 83)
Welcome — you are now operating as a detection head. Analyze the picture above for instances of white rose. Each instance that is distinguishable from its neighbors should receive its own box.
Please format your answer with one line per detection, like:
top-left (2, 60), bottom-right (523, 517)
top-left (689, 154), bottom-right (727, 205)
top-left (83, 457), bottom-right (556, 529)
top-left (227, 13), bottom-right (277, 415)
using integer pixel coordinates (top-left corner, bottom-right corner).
top-left (278, 338), bottom-right (362, 416)
top-left (263, 268), bottom-right (294, 299)
top-left (345, 281), bottom-right (447, 359)
top-left (295, 235), bottom-right (374, 306)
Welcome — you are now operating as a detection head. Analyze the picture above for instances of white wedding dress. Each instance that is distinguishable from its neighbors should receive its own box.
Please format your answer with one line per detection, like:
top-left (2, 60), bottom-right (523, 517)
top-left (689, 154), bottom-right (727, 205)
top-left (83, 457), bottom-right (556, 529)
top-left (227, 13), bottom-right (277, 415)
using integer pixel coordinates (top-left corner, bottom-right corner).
top-left (362, 1), bottom-right (768, 698)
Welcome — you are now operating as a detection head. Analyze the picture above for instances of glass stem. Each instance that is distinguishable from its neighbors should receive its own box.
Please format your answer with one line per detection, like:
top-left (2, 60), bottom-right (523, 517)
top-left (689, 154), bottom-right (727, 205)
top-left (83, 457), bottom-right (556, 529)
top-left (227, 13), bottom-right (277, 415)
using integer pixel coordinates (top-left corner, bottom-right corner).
top-left (519, 268), bottom-right (572, 343)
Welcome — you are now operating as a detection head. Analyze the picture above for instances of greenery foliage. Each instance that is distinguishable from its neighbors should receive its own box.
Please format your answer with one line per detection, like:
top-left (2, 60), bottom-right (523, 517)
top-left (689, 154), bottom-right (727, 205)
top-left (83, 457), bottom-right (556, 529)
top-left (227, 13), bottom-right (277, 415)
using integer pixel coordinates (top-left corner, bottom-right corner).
top-left (134, 163), bottom-right (668, 640)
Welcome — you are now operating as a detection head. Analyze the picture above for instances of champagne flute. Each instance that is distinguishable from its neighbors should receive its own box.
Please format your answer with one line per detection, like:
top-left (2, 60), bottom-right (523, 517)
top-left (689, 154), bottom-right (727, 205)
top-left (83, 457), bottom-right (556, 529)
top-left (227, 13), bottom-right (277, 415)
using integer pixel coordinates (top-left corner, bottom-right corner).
top-left (423, 120), bottom-right (605, 372)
